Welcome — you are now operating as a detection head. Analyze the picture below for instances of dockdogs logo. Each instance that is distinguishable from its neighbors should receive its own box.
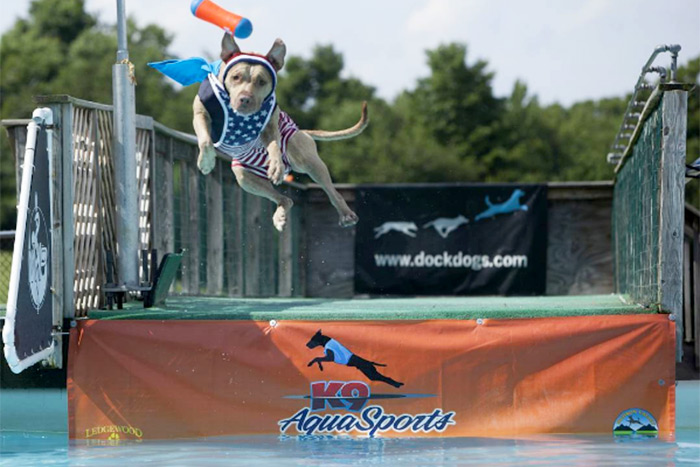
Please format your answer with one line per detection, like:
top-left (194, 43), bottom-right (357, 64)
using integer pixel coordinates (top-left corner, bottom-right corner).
top-left (278, 330), bottom-right (456, 437)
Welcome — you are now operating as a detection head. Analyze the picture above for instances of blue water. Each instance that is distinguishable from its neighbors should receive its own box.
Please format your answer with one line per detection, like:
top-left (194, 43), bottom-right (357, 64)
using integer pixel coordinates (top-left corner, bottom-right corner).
top-left (1, 430), bottom-right (699, 466)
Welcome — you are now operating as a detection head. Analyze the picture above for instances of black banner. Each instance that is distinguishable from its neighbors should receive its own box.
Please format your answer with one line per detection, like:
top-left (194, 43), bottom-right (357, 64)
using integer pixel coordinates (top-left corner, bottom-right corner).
top-left (14, 124), bottom-right (53, 360)
top-left (354, 184), bottom-right (547, 296)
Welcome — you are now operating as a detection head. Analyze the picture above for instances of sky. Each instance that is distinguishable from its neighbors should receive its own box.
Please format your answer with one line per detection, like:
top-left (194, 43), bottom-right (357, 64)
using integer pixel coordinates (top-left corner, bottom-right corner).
top-left (1, 0), bottom-right (699, 106)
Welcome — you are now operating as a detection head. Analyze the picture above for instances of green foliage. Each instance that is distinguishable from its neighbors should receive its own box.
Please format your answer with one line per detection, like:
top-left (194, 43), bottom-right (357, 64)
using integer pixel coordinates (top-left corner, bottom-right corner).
top-left (676, 57), bottom-right (699, 208)
top-left (1, 0), bottom-right (698, 231)
top-left (0, 0), bottom-right (196, 229)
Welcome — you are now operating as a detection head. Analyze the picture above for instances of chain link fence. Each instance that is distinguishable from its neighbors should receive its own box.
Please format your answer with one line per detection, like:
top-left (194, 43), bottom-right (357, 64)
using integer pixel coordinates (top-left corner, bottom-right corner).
top-left (0, 231), bottom-right (14, 304)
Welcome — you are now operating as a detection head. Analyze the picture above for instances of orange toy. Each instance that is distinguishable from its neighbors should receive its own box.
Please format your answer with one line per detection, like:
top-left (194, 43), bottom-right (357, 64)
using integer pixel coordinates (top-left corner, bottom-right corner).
top-left (191, 0), bottom-right (252, 39)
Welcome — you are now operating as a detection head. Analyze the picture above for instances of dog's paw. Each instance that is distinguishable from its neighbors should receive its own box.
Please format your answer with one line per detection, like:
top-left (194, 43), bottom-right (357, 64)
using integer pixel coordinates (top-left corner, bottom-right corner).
top-left (197, 143), bottom-right (217, 175)
top-left (339, 211), bottom-right (359, 228)
top-left (267, 157), bottom-right (284, 185)
top-left (273, 198), bottom-right (294, 232)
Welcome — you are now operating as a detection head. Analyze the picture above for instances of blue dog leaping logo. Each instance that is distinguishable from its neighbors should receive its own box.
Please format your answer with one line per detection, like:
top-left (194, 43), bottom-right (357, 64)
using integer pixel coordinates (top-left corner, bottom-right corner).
top-left (474, 189), bottom-right (528, 221)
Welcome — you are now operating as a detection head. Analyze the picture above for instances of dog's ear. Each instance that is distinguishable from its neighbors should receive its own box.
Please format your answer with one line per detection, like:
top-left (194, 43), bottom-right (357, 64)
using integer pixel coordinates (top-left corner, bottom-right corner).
top-left (266, 38), bottom-right (286, 71)
top-left (220, 32), bottom-right (240, 61)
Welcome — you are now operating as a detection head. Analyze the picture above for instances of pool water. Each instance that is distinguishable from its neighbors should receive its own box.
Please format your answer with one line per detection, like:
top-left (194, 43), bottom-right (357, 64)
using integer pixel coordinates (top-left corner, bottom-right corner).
top-left (1, 430), bottom-right (698, 466)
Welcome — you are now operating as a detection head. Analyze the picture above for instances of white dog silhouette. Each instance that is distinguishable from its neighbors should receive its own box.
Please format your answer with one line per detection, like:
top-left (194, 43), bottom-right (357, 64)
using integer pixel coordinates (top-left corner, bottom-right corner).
top-left (373, 222), bottom-right (418, 239)
top-left (423, 215), bottom-right (469, 238)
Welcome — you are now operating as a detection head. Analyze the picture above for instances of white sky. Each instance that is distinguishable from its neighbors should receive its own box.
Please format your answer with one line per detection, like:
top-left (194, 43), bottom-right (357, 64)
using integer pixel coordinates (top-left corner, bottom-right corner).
top-left (1, 0), bottom-right (699, 106)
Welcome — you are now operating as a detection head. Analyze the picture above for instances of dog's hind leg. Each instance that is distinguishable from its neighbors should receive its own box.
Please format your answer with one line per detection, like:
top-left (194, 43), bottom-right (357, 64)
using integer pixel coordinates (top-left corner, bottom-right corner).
top-left (286, 132), bottom-right (358, 227)
top-left (351, 361), bottom-right (403, 388)
top-left (231, 166), bottom-right (293, 232)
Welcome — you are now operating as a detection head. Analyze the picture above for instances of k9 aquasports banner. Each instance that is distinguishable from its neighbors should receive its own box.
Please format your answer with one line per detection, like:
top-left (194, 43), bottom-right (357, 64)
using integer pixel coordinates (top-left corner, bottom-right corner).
top-left (68, 315), bottom-right (674, 441)
top-left (354, 184), bottom-right (547, 295)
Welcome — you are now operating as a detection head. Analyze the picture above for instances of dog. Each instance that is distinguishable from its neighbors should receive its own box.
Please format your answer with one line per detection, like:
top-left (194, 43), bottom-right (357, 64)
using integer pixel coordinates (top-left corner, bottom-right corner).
top-left (423, 215), bottom-right (469, 238)
top-left (373, 221), bottom-right (418, 239)
top-left (306, 330), bottom-right (404, 388)
top-left (474, 189), bottom-right (528, 221)
top-left (193, 34), bottom-right (368, 231)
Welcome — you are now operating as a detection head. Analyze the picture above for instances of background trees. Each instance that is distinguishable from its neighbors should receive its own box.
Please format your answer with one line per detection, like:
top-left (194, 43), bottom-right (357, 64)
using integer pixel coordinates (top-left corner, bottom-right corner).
top-left (1, 0), bottom-right (697, 229)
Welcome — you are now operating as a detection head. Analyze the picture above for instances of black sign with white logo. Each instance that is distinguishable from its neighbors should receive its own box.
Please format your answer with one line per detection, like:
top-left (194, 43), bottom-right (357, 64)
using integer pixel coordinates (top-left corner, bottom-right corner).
top-left (15, 124), bottom-right (53, 359)
top-left (354, 184), bottom-right (547, 295)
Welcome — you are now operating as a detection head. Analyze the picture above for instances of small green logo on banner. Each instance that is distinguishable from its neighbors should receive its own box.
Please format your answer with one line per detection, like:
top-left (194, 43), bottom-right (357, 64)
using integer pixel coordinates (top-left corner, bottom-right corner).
top-left (613, 408), bottom-right (658, 437)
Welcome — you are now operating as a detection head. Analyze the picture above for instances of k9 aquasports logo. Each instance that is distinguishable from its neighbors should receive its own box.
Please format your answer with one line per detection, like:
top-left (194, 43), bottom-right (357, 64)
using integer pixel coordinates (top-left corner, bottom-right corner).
top-left (279, 330), bottom-right (457, 437)
top-left (279, 380), bottom-right (456, 437)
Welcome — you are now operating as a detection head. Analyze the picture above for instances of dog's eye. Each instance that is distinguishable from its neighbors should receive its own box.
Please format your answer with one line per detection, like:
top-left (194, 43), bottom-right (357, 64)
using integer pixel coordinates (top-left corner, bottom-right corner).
top-left (232, 74), bottom-right (241, 81)
top-left (257, 78), bottom-right (267, 87)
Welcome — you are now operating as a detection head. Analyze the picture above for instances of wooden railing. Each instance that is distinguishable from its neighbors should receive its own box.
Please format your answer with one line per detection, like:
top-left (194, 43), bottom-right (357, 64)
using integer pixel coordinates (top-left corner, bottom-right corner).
top-left (4, 95), bottom-right (306, 317)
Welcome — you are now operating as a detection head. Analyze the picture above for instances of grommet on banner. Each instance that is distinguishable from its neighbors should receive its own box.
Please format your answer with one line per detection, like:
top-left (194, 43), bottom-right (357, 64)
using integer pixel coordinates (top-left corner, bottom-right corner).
top-left (658, 379), bottom-right (665, 386)
top-left (264, 319), bottom-right (278, 335)
top-left (476, 318), bottom-right (484, 325)
top-left (668, 314), bottom-right (676, 322)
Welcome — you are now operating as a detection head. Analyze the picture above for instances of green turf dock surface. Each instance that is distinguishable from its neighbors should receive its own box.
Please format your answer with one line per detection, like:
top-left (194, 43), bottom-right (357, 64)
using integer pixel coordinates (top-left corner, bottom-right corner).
top-left (87, 294), bottom-right (653, 321)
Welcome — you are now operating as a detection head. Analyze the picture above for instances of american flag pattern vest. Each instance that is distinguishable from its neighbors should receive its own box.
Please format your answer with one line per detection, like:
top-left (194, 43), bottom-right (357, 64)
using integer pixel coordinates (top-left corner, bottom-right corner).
top-left (197, 54), bottom-right (298, 179)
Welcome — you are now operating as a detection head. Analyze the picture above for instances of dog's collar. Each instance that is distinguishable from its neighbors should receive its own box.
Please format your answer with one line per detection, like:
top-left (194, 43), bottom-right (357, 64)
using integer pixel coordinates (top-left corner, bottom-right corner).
top-left (221, 53), bottom-right (277, 99)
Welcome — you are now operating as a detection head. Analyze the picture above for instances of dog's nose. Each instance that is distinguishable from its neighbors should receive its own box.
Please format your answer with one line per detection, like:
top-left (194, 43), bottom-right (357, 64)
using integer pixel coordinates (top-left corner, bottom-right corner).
top-left (238, 95), bottom-right (251, 106)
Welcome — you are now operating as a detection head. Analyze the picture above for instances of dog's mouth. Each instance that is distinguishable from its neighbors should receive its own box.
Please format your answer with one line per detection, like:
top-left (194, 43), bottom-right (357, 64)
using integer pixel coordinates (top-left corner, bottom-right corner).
top-left (231, 94), bottom-right (260, 116)
top-left (232, 103), bottom-right (257, 116)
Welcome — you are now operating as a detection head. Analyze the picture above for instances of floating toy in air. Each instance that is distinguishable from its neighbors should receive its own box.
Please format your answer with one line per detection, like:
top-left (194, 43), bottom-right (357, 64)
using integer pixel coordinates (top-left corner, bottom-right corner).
top-left (191, 0), bottom-right (252, 39)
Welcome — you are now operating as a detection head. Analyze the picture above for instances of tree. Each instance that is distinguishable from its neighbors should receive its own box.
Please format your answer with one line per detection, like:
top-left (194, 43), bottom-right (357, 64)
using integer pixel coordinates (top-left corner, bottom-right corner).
top-left (676, 57), bottom-right (699, 207)
top-left (399, 43), bottom-right (502, 153)
top-left (0, 0), bottom-right (196, 229)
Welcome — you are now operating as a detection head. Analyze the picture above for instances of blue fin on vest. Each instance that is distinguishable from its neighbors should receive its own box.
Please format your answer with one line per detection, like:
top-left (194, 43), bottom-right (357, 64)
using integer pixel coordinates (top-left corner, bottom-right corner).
top-left (148, 58), bottom-right (222, 86)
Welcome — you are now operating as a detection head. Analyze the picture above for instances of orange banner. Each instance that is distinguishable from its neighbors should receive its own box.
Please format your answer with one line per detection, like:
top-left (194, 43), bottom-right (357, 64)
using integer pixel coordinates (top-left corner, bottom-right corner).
top-left (68, 315), bottom-right (675, 440)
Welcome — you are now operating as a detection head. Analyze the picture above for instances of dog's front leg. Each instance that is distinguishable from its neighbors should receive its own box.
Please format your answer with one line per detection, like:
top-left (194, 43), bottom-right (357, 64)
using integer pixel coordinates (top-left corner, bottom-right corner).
top-left (262, 107), bottom-right (284, 185)
top-left (192, 95), bottom-right (217, 175)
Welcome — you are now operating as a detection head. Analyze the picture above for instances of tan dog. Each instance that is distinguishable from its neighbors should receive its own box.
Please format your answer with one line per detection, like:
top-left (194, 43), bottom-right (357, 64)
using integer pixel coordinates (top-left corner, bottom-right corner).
top-left (193, 34), bottom-right (367, 231)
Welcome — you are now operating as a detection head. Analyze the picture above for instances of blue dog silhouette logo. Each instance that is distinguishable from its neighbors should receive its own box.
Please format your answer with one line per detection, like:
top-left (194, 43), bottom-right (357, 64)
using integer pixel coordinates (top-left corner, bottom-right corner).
top-left (306, 330), bottom-right (404, 388)
top-left (474, 189), bottom-right (528, 221)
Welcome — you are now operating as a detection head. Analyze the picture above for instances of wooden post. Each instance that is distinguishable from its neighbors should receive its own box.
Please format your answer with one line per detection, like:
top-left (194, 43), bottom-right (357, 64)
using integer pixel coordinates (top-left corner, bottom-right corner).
top-left (222, 169), bottom-right (243, 296)
top-left (277, 185), bottom-right (298, 297)
top-left (59, 102), bottom-right (75, 318)
top-left (683, 237), bottom-right (692, 343)
top-left (147, 126), bottom-right (157, 258)
top-left (243, 193), bottom-right (262, 296)
top-left (206, 160), bottom-right (224, 295)
top-left (278, 217), bottom-right (293, 296)
top-left (186, 157), bottom-right (201, 294)
top-left (658, 89), bottom-right (687, 362)
top-left (177, 158), bottom-right (192, 293)
top-left (295, 190), bottom-right (308, 297)
top-left (694, 227), bottom-right (699, 368)
top-left (93, 109), bottom-right (105, 310)
top-left (45, 104), bottom-right (64, 367)
top-left (153, 134), bottom-right (174, 259)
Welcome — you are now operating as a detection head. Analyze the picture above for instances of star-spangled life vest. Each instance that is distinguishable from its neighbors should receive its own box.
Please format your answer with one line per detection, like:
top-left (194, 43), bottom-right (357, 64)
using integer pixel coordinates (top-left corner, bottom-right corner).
top-left (197, 53), bottom-right (278, 159)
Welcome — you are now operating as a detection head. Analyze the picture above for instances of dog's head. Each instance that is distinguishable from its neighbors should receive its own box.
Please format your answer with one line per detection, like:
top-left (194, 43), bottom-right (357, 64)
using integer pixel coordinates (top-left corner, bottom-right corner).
top-left (306, 329), bottom-right (325, 349)
top-left (218, 34), bottom-right (286, 116)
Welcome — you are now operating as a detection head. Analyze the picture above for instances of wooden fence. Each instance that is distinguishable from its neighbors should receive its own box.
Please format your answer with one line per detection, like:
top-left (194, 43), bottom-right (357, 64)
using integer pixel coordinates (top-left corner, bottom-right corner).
top-left (4, 95), bottom-right (305, 317)
top-left (4, 96), bottom-right (693, 329)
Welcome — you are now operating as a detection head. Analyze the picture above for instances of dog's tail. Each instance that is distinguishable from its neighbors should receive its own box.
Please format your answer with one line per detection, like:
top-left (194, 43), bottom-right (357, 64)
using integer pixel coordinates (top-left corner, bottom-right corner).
top-left (303, 102), bottom-right (368, 141)
top-left (371, 361), bottom-right (387, 367)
